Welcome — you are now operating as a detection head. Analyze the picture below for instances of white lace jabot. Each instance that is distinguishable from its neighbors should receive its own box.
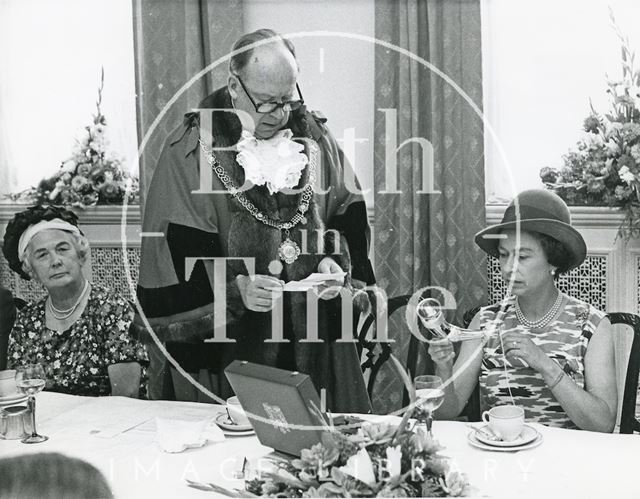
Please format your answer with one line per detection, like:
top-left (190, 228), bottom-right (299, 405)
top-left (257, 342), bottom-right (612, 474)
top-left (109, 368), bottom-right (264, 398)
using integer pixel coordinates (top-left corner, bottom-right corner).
top-left (235, 129), bottom-right (308, 194)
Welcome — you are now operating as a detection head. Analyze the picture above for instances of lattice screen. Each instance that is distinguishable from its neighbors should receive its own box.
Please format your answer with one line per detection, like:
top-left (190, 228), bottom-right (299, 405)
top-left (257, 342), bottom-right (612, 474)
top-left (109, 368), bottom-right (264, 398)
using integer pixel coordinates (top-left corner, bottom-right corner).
top-left (488, 255), bottom-right (608, 310)
top-left (90, 247), bottom-right (140, 301)
top-left (0, 247), bottom-right (140, 303)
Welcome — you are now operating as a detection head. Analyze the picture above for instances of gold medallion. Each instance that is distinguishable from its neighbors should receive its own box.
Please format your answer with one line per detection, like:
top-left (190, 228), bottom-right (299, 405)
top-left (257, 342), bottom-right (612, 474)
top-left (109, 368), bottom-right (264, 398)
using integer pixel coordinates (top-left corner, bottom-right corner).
top-left (278, 238), bottom-right (301, 264)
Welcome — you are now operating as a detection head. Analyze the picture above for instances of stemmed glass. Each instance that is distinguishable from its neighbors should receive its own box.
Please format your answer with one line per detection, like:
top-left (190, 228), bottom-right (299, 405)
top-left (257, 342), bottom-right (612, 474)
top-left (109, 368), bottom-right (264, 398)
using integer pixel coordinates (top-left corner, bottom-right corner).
top-left (414, 375), bottom-right (444, 436)
top-left (15, 364), bottom-right (48, 443)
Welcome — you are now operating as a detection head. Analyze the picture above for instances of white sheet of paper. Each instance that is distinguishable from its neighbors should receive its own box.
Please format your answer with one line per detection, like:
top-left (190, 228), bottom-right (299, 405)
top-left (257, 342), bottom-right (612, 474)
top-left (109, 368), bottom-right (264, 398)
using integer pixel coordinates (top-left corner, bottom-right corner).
top-left (282, 271), bottom-right (347, 291)
top-left (300, 271), bottom-right (346, 283)
top-left (282, 281), bottom-right (317, 291)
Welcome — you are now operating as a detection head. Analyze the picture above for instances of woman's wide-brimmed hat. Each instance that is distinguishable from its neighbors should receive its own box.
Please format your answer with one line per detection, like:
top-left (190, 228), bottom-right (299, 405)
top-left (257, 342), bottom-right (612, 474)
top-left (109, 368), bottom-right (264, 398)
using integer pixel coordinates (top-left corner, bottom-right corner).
top-left (474, 189), bottom-right (586, 271)
top-left (2, 205), bottom-right (82, 280)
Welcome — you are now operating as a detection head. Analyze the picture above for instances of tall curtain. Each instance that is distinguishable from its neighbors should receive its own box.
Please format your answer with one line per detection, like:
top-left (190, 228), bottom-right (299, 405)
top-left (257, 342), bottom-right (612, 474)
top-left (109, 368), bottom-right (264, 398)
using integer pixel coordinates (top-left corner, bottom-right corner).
top-left (132, 0), bottom-right (243, 207)
top-left (373, 0), bottom-right (486, 411)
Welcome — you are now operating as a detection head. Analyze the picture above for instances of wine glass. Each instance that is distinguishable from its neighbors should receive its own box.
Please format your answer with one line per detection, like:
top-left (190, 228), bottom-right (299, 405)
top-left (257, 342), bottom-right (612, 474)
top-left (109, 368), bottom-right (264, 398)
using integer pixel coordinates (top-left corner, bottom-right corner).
top-left (15, 364), bottom-right (48, 443)
top-left (414, 375), bottom-right (444, 436)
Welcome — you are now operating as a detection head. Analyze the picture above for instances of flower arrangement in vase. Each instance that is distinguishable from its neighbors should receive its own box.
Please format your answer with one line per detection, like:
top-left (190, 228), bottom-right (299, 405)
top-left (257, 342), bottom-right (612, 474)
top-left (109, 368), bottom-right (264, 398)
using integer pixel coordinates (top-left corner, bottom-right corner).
top-left (7, 69), bottom-right (138, 208)
top-left (540, 12), bottom-right (640, 239)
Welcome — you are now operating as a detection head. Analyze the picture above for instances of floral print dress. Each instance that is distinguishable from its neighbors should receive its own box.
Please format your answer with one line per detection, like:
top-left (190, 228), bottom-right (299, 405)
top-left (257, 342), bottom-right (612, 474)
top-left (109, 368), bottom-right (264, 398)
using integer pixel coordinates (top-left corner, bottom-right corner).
top-left (8, 284), bottom-right (149, 397)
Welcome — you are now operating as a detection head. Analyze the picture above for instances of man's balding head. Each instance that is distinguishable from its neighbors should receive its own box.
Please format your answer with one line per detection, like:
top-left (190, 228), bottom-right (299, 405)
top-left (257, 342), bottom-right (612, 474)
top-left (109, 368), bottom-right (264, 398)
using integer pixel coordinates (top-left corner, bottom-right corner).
top-left (229, 29), bottom-right (298, 77)
top-left (227, 29), bottom-right (301, 139)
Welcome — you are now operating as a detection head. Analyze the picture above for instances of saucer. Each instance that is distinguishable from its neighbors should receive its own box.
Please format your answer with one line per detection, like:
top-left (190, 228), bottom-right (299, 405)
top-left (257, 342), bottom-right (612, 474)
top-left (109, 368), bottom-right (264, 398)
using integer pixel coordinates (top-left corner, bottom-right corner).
top-left (0, 392), bottom-right (27, 406)
top-left (215, 413), bottom-right (253, 433)
top-left (221, 428), bottom-right (255, 437)
top-left (468, 429), bottom-right (543, 452)
top-left (474, 424), bottom-right (539, 447)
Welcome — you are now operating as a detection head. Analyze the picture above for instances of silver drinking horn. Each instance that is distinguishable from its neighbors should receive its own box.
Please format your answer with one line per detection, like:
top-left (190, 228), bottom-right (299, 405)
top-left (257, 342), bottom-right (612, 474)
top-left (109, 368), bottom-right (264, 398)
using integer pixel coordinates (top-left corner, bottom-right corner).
top-left (416, 298), bottom-right (489, 342)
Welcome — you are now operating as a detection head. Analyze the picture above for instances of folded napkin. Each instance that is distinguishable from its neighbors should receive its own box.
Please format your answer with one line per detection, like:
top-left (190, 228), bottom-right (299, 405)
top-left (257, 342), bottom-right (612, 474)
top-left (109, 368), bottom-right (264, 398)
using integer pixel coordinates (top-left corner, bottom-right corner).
top-left (155, 417), bottom-right (225, 453)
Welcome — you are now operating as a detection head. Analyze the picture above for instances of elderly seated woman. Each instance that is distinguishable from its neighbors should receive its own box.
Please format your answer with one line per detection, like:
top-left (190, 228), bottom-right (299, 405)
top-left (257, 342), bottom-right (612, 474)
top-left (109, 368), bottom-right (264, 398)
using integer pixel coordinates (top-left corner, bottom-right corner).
top-left (429, 190), bottom-right (617, 432)
top-left (2, 205), bottom-right (148, 397)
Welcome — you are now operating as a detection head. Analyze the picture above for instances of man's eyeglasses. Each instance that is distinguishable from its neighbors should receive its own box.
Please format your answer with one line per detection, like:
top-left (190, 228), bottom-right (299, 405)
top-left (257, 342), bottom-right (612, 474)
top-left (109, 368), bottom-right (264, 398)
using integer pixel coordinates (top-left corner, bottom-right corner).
top-left (234, 74), bottom-right (304, 114)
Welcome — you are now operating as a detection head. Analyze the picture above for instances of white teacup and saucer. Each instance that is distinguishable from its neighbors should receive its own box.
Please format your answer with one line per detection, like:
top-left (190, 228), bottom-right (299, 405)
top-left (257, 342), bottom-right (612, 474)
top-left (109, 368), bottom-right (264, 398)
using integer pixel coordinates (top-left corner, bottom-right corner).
top-left (468, 405), bottom-right (542, 451)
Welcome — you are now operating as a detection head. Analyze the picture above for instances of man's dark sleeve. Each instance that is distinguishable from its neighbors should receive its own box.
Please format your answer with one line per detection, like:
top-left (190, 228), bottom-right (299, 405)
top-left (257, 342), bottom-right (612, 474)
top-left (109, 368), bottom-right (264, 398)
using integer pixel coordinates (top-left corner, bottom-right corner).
top-left (137, 223), bottom-right (218, 318)
top-left (327, 201), bottom-right (375, 285)
top-left (0, 288), bottom-right (17, 370)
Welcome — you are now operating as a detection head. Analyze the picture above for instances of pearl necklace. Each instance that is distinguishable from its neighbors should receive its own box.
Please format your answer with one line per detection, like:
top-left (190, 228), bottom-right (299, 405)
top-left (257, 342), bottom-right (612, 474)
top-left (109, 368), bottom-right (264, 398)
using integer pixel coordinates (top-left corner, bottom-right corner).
top-left (47, 280), bottom-right (90, 320)
top-left (514, 290), bottom-right (563, 329)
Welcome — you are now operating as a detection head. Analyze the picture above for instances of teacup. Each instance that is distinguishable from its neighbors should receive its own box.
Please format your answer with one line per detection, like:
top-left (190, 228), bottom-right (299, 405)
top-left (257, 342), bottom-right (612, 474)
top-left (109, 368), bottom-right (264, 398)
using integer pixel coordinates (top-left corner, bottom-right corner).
top-left (0, 370), bottom-right (17, 397)
top-left (226, 396), bottom-right (250, 427)
top-left (481, 405), bottom-right (525, 441)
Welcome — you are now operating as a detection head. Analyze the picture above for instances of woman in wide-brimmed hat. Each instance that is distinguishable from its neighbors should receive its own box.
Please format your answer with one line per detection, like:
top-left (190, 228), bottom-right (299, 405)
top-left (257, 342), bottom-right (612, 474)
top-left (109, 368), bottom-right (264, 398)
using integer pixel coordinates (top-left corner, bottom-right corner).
top-left (429, 190), bottom-right (617, 432)
top-left (2, 205), bottom-right (148, 397)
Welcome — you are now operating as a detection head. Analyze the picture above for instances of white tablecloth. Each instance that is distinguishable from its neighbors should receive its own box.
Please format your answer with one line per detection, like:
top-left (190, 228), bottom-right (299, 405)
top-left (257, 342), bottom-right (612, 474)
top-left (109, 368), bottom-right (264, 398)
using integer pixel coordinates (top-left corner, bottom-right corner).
top-left (1, 392), bottom-right (639, 498)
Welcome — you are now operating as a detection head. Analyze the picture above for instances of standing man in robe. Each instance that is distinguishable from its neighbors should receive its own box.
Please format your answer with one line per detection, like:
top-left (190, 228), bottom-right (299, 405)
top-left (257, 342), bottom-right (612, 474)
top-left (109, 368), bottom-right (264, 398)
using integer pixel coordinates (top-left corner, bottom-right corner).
top-left (136, 29), bottom-right (375, 412)
top-left (0, 286), bottom-right (17, 370)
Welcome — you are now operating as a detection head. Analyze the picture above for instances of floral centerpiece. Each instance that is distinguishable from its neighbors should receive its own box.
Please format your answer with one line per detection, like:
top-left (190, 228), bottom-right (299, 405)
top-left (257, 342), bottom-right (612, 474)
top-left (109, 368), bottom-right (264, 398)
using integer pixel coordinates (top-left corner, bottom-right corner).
top-left (6, 69), bottom-right (139, 208)
top-left (244, 358), bottom-right (472, 498)
top-left (540, 13), bottom-right (640, 239)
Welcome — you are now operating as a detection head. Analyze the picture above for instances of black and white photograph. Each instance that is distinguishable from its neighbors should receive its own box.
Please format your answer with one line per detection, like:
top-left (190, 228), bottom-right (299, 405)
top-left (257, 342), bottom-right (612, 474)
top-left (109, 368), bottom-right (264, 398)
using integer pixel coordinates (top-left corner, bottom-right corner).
top-left (0, 0), bottom-right (639, 497)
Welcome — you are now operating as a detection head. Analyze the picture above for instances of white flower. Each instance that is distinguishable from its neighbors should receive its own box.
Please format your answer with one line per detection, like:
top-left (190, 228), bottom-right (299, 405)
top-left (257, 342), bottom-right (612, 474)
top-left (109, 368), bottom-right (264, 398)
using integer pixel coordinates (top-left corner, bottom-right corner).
top-left (618, 165), bottom-right (636, 184)
top-left (235, 129), bottom-right (308, 194)
top-left (630, 144), bottom-right (640, 163)
top-left (440, 471), bottom-right (470, 497)
top-left (62, 159), bottom-right (77, 173)
top-left (71, 175), bottom-right (89, 190)
top-left (606, 121), bottom-right (624, 135)
top-left (612, 82), bottom-right (627, 97)
top-left (584, 132), bottom-right (604, 150)
top-left (339, 448), bottom-right (376, 486)
top-left (605, 139), bottom-right (619, 156)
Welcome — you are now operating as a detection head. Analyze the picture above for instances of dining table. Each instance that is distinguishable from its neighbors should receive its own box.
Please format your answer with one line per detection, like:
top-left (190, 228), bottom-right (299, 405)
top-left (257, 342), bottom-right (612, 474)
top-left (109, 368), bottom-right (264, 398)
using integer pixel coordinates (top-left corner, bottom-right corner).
top-left (0, 392), bottom-right (639, 498)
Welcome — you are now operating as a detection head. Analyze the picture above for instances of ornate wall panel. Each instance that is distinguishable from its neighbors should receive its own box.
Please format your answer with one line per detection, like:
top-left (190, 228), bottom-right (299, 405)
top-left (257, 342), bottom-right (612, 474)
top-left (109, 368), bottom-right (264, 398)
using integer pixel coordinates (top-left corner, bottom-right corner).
top-left (487, 255), bottom-right (608, 310)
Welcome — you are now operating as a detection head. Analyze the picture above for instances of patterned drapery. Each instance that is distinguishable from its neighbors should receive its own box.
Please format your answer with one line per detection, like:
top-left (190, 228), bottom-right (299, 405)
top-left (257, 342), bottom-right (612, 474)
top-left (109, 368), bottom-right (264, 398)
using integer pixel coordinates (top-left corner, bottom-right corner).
top-left (373, 0), bottom-right (486, 412)
top-left (132, 0), bottom-right (243, 208)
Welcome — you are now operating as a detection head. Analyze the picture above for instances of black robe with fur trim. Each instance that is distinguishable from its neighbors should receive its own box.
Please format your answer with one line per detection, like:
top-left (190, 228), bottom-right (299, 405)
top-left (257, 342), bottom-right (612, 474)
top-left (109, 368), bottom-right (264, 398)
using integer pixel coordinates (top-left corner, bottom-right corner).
top-left (136, 87), bottom-right (375, 412)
